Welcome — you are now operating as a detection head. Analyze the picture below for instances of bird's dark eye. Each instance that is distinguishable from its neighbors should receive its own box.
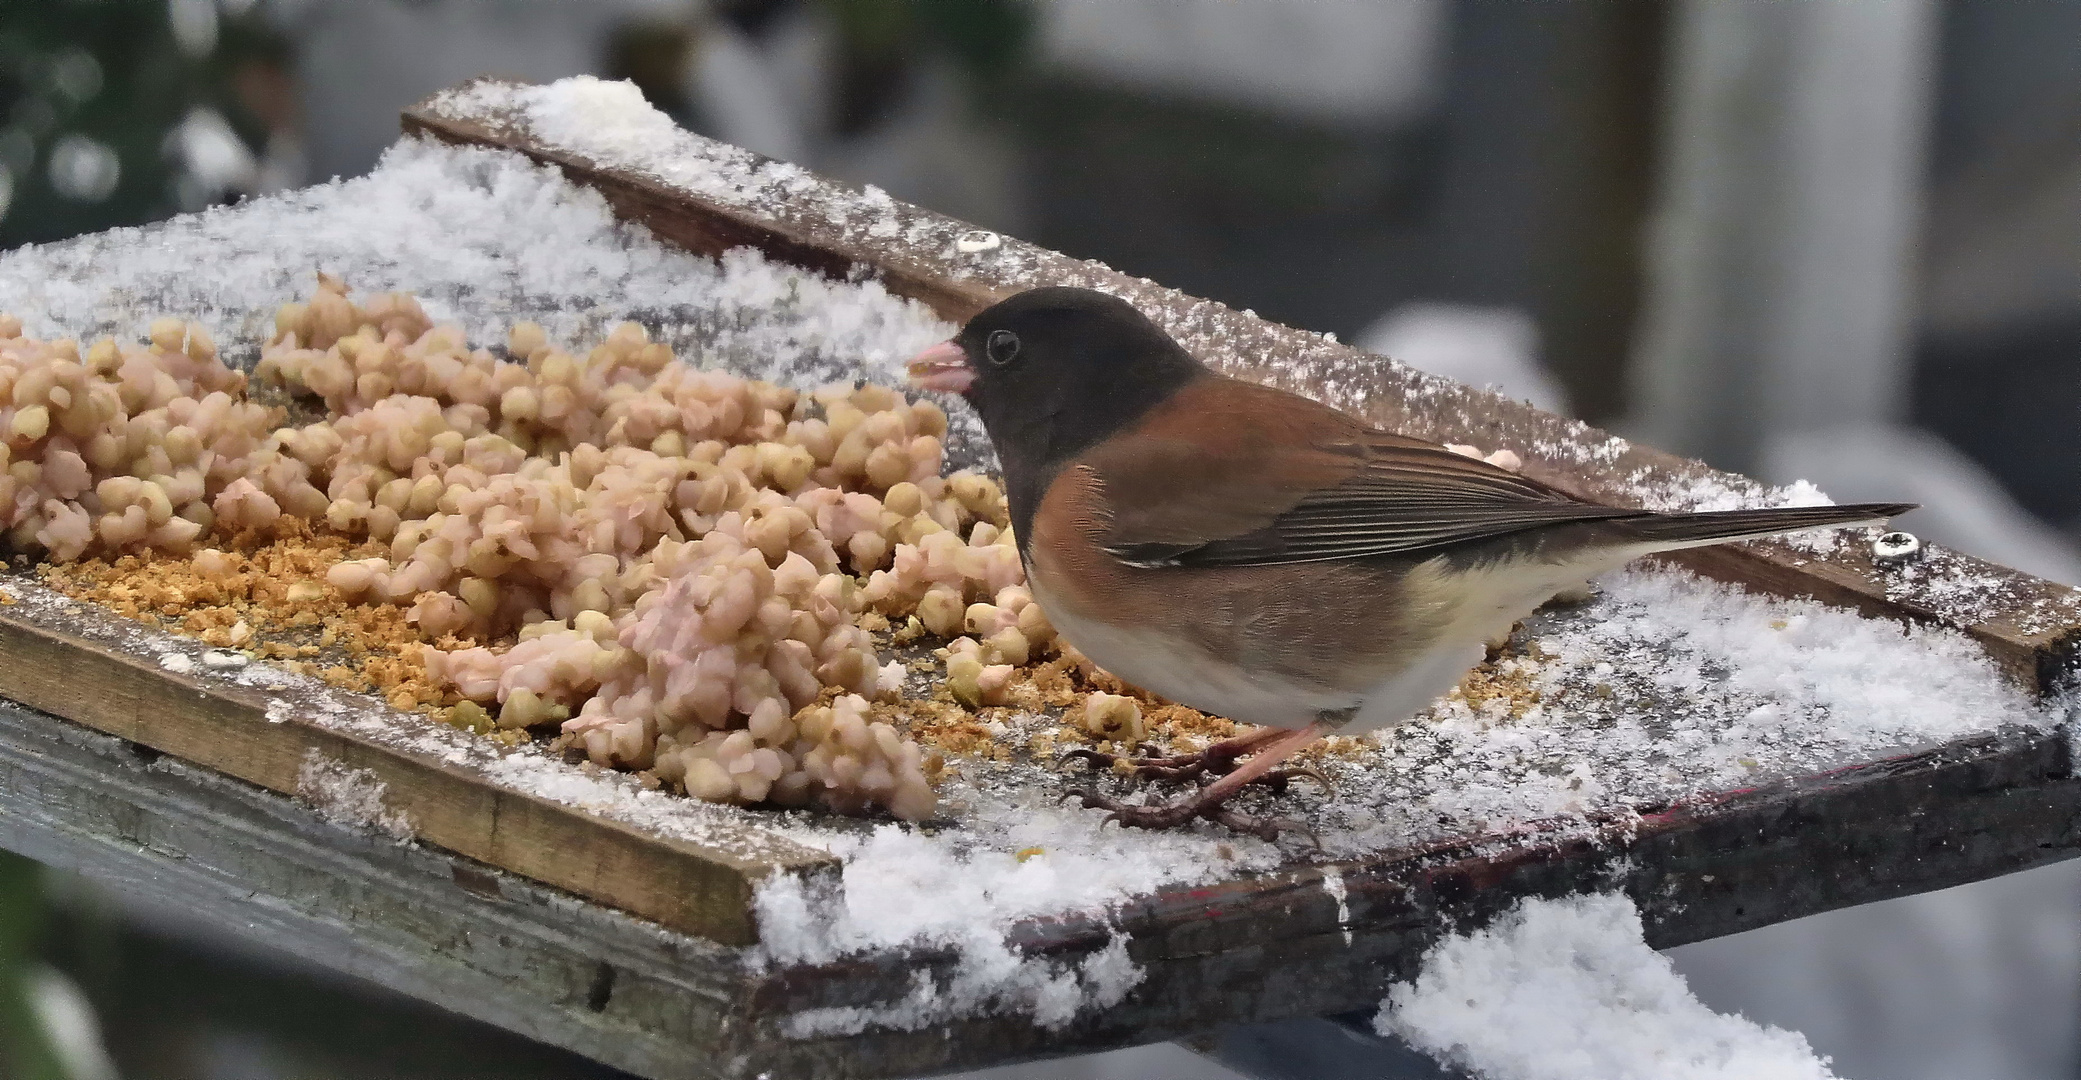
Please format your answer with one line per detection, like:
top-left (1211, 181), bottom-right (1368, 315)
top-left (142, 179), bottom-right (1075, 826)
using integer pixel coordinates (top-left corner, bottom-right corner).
top-left (986, 330), bottom-right (1020, 366)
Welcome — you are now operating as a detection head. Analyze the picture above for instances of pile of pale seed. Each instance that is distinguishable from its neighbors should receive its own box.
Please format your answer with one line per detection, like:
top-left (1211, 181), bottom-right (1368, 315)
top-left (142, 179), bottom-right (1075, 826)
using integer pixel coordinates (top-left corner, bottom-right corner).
top-left (5, 277), bottom-right (1122, 821)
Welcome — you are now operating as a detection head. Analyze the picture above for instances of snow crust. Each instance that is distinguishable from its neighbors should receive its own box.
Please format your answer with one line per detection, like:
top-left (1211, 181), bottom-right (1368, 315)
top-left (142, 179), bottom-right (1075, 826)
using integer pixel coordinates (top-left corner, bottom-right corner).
top-left (294, 749), bottom-right (414, 840)
top-left (1377, 893), bottom-right (1839, 1080)
top-left (750, 814), bottom-right (1252, 1035)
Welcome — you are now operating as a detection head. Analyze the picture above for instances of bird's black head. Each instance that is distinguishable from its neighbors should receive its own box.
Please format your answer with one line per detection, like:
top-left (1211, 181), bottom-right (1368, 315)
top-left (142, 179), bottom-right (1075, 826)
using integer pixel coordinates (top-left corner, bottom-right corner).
top-left (908, 287), bottom-right (1207, 480)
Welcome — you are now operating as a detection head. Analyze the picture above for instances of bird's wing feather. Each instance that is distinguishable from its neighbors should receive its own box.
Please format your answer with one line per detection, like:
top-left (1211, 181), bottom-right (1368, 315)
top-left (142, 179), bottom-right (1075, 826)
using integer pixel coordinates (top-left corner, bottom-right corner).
top-left (1083, 379), bottom-right (1647, 567)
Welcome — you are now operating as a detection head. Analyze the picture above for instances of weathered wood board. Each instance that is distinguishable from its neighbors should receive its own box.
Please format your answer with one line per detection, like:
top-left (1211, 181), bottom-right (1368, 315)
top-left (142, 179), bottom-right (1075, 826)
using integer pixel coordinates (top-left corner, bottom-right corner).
top-left (0, 700), bottom-right (746, 1080)
top-left (0, 76), bottom-right (2078, 1080)
top-left (0, 569), bottom-right (832, 946)
top-left (7, 680), bottom-right (2078, 1080)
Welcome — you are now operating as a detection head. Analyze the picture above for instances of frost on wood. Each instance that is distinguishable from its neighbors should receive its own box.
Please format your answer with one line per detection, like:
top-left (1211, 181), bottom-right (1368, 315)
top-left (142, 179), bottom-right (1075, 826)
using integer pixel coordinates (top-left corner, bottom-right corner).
top-left (294, 749), bottom-right (413, 839)
top-left (1377, 893), bottom-right (1838, 1080)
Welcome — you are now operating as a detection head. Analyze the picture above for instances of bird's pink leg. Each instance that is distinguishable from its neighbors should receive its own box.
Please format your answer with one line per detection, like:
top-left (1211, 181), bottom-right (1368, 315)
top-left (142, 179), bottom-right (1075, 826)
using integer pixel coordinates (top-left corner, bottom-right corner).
top-left (1186, 723), bottom-right (1290, 759)
top-left (1068, 721), bottom-right (1330, 840)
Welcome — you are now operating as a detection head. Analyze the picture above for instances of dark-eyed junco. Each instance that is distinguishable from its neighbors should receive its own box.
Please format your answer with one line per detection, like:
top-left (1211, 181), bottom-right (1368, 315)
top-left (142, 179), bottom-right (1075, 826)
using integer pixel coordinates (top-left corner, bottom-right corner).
top-left (908, 287), bottom-right (1913, 837)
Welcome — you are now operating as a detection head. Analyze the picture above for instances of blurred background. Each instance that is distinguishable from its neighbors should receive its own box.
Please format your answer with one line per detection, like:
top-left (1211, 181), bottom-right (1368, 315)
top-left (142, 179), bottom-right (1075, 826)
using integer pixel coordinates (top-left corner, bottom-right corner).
top-left (1, 1), bottom-right (2078, 1078)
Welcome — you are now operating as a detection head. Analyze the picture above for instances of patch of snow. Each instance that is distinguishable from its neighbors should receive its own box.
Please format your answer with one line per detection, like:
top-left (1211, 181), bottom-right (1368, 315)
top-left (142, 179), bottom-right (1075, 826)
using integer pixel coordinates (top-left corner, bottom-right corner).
top-left (157, 652), bottom-right (196, 674)
top-left (752, 817), bottom-right (1238, 1033)
top-left (1321, 867), bottom-right (1354, 947)
top-left (777, 927), bottom-right (1139, 1038)
top-left (1878, 544), bottom-right (2060, 626)
top-left (232, 663), bottom-right (293, 690)
top-left (1377, 892), bottom-right (1838, 1080)
top-left (294, 749), bottom-right (413, 840)
top-left (1633, 474), bottom-right (1836, 516)
top-left (0, 135), bottom-right (962, 443)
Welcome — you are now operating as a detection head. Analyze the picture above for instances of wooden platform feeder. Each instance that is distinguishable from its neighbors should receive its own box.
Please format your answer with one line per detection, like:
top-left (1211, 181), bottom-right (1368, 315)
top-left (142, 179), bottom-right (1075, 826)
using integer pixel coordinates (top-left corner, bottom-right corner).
top-left (1, 78), bottom-right (2078, 1080)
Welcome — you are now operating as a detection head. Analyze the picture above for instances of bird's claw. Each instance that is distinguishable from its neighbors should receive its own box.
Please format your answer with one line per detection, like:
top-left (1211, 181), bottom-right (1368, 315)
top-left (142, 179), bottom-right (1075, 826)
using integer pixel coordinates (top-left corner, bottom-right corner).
top-left (1070, 788), bottom-right (1312, 843)
top-left (1258, 764), bottom-right (1335, 794)
top-left (1062, 727), bottom-right (1323, 840)
top-left (1060, 741), bottom-right (1295, 788)
top-left (1204, 808), bottom-right (1318, 846)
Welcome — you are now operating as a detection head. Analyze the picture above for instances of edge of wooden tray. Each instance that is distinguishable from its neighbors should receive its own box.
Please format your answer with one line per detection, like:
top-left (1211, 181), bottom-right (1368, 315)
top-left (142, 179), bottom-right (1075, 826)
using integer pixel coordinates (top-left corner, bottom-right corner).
top-left (0, 573), bottom-right (835, 946)
top-left (733, 721), bottom-right (2081, 1077)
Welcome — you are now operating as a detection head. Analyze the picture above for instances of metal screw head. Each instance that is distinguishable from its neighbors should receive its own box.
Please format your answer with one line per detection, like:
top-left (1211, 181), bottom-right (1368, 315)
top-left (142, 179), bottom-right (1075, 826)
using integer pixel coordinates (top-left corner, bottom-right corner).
top-left (955, 230), bottom-right (1001, 253)
top-left (1871, 530), bottom-right (1922, 565)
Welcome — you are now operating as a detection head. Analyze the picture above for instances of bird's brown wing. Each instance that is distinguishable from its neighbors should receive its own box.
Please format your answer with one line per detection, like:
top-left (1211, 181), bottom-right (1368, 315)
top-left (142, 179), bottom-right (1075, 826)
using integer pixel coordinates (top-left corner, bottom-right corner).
top-left (1082, 377), bottom-right (1647, 567)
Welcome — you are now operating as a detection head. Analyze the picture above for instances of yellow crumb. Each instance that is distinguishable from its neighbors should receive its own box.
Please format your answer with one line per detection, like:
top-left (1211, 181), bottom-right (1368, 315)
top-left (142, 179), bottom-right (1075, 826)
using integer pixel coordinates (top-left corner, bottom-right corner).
top-left (37, 526), bottom-right (466, 725)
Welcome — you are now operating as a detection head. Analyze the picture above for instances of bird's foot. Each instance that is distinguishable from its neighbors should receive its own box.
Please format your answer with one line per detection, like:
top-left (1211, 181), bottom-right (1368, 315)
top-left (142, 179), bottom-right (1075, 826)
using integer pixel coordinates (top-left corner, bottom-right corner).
top-left (1256, 765), bottom-right (1335, 794)
top-left (1063, 788), bottom-right (1315, 845)
top-left (1060, 745), bottom-right (1218, 783)
top-left (1062, 722), bottom-right (1333, 842)
top-left (1060, 726), bottom-right (1291, 786)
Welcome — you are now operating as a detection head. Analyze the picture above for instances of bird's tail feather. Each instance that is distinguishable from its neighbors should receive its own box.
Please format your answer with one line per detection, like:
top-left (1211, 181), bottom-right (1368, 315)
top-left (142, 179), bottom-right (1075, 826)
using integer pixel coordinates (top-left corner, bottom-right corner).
top-left (1614, 502), bottom-right (1915, 550)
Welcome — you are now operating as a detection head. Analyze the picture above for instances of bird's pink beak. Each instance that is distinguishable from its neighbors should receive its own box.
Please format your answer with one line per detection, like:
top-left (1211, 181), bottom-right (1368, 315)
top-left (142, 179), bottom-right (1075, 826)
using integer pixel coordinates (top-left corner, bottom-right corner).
top-left (906, 340), bottom-right (974, 394)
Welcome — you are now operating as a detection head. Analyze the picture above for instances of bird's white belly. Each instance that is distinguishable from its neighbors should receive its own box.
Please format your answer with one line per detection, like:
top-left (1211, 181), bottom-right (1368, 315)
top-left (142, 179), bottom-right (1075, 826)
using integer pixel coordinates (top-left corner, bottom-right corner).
top-left (1346, 639), bottom-right (1487, 734)
top-left (1030, 580), bottom-right (1354, 728)
top-left (1029, 545), bottom-right (1644, 736)
top-left (1329, 546), bottom-right (1652, 734)
top-left (1038, 589), bottom-right (1486, 734)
